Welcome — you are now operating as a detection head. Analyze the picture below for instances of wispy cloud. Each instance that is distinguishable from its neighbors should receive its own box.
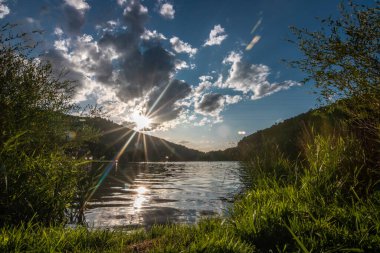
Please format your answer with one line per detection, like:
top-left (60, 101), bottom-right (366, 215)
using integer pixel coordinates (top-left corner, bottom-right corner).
top-left (203, 24), bottom-right (228, 47)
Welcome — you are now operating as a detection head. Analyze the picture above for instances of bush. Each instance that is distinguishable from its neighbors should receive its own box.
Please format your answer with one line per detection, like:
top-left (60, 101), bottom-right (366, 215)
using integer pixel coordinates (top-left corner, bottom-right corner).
top-left (0, 24), bottom-right (97, 225)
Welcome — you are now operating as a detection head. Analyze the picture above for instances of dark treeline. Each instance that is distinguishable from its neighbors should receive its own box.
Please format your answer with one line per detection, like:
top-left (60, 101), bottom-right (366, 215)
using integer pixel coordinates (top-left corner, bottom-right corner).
top-left (84, 116), bottom-right (204, 162)
top-left (203, 105), bottom-right (350, 161)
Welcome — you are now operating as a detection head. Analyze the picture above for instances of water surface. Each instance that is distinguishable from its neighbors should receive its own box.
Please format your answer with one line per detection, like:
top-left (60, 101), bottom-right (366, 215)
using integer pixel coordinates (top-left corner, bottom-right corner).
top-left (85, 162), bottom-right (243, 228)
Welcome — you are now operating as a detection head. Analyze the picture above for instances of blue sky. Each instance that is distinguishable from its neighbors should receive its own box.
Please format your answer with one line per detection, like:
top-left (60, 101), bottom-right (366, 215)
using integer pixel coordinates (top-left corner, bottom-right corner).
top-left (0, 0), bottom-right (368, 151)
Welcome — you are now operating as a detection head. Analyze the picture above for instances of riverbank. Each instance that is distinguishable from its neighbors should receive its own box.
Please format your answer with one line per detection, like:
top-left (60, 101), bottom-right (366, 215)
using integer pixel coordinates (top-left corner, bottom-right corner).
top-left (1, 187), bottom-right (379, 252)
top-left (2, 128), bottom-right (379, 252)
top-left (2, 136), bottom-right (379, 252)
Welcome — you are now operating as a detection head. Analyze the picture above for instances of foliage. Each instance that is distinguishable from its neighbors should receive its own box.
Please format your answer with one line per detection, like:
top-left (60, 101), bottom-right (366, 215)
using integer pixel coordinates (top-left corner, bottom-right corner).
top-left (289, 1), bottom-right (379, 115)
top-left (232, 131), bottom-right (380, 252)
top-left (289, 0), bottom-right (380, 188)
top-left (0, 24), bottom-right (98, 225)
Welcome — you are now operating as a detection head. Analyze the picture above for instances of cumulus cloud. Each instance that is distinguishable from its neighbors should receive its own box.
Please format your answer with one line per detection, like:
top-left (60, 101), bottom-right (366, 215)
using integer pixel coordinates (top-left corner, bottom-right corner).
top-left (174, 59), bottom-right (189, 70)
top-left (194, 75), bottom-right (213, 97)
top-left (64, 0), bottom-right (90, 10)
top-left (195, 93), bottom-right (241, 117)
top-left (0, 0), bottom-right (10, 19)
top-left (54, 27), bottom-right (64, 36)
top-left (117, 0), bottom-right (127, 6)
top-left (203, 25), bottom-right (228, 47)
top-left (141, 29), bottom-right (167, 41)
top-left (159, 3), bottom-right (175, 19)
top-left (63, 0), bottom-right (90, 35)
top-left (147, 79), bottom-right (192, 123)
top-left (44, 0), bottom-right (192, 130)
top-left (225, 94), bottom-right (242, 104)
top-left (219, 51), bottom-right (300, 99)
top-left (169, 36), bottom-right (197, 57)
top-left (196, 93), bottom-right (224, 116)
top-left (95, 20), bottom-right (120, 33)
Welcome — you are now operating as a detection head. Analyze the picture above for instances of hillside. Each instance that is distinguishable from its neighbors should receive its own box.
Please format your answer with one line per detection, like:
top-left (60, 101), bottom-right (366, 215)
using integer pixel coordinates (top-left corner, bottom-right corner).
top-left (83, 106), bottom-right (349, 163)
top-left (203, 106), bottom-right (348, 161)
top-left (84, 117), bottom-right (204, 162)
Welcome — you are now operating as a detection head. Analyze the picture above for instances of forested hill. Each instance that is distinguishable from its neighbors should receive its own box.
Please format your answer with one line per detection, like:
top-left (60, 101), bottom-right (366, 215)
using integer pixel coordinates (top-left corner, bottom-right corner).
top-left (84, 117), bottom-right (204, 162)
top-left (203, 107), bottom-right (348, 161)
top-left (82, 106), bottom-right (347, 162)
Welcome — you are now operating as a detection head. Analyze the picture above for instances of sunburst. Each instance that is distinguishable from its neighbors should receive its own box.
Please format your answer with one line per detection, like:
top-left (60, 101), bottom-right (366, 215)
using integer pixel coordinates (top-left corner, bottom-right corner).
top-left (132, 112), bottom-right (151, 131)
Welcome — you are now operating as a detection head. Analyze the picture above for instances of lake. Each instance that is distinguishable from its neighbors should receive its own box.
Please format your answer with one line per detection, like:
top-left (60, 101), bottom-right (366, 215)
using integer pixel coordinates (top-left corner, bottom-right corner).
top-left (85, 162), bottom-right (244, 228)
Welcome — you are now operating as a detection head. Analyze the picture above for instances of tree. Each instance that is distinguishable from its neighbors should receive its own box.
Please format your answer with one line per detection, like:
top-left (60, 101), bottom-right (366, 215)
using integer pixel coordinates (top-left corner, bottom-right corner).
top-left (289, 1), bottom-right (379, 119)
top-left (289, 1), bottom-right (379, 186)
top-left (0, 24), bottom-right (96, 225)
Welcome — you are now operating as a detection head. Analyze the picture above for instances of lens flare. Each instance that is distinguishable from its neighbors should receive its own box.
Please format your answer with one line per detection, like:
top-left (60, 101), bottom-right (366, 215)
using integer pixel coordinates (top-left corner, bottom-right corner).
top-left (132, 112), bottom-right (151, 131)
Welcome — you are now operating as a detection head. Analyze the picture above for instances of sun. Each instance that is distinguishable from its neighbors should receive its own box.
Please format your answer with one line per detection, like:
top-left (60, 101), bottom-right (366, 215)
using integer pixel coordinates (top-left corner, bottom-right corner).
top-left (132, 112), bottom-right (151, 131)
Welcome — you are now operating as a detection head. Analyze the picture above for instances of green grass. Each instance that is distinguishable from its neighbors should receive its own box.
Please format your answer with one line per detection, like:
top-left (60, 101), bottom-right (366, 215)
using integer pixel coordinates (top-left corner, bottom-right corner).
top-left (1, 133), bottom-right (379, 252)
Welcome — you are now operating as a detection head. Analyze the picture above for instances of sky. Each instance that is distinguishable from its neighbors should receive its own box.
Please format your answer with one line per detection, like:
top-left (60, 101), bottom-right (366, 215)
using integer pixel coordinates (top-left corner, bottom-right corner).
top-left (0, 0), bottom-right (370, 151)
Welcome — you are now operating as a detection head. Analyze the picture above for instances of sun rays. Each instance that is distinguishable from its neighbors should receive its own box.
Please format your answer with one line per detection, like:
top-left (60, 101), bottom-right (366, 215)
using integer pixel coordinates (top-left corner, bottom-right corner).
top-left (131, 112), bottom-right (151, 131)
top-left (82, 82), bottom-right (177, 211)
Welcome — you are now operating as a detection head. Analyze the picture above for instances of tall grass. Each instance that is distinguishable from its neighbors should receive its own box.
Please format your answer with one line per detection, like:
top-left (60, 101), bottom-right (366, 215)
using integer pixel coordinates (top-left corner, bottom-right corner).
top-left (1, 129), bottom-right (379, 252)
top-left (232, 130), bottom-right (380, 252)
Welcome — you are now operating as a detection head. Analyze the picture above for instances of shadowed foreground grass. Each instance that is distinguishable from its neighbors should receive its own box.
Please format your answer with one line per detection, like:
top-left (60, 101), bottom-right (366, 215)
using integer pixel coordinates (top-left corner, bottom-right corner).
top-left (1, 188), bottom-right (379, 252)
top-left (1, 134), bottom-right (379, 252)
top-left (1, 189), bottom-right (379, 252)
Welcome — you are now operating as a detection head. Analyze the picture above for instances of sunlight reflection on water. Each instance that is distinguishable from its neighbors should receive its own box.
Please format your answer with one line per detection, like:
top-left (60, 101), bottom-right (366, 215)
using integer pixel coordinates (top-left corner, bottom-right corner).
top-left (85, 162), bottom-right (243, 228)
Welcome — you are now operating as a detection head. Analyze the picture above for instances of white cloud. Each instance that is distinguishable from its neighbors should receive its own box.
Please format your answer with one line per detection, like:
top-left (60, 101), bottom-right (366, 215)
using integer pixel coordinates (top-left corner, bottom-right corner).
top-left (225, 95), bottom-right (242, 104)
top-left (199, 75), bottom-right (213, 82)
top-left (194, 76), bottom-right (213, 97)
top-left (169, 36), bottom-right (197, 57)
top-left (159, 3), bottom-right (175, 19)
top-left (203, 25), bottom-right (228, 47)
top-left (117, 0), bottom-right (127, 6)
top-left (123, 2), bottom-right (148, 16)
top-left (0, 0), bottom-right (10, 19)
top-left (219, 51), bottom-right (300, 99)
top-left (222, 51), bottom-right (242, 65)
top-left (64, 0), bottom-right (90, 10)
top-left (44, 0), bottom-right (198, 131)
top-left (174, 59), bottom-right (189, 70)
top-left (54, 27), bottom-right (64, 36)
top-left (95, 20), bottom-right (120, 33)
top-left (53, 38), bottom-right (71, 53)
top-left (141, 29), bottom-right (167, 41)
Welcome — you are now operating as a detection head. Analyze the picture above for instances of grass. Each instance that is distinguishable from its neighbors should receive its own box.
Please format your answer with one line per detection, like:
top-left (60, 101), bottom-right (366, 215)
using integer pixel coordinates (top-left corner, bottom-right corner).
top-left (1, 132), bottom-right (379, 252)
